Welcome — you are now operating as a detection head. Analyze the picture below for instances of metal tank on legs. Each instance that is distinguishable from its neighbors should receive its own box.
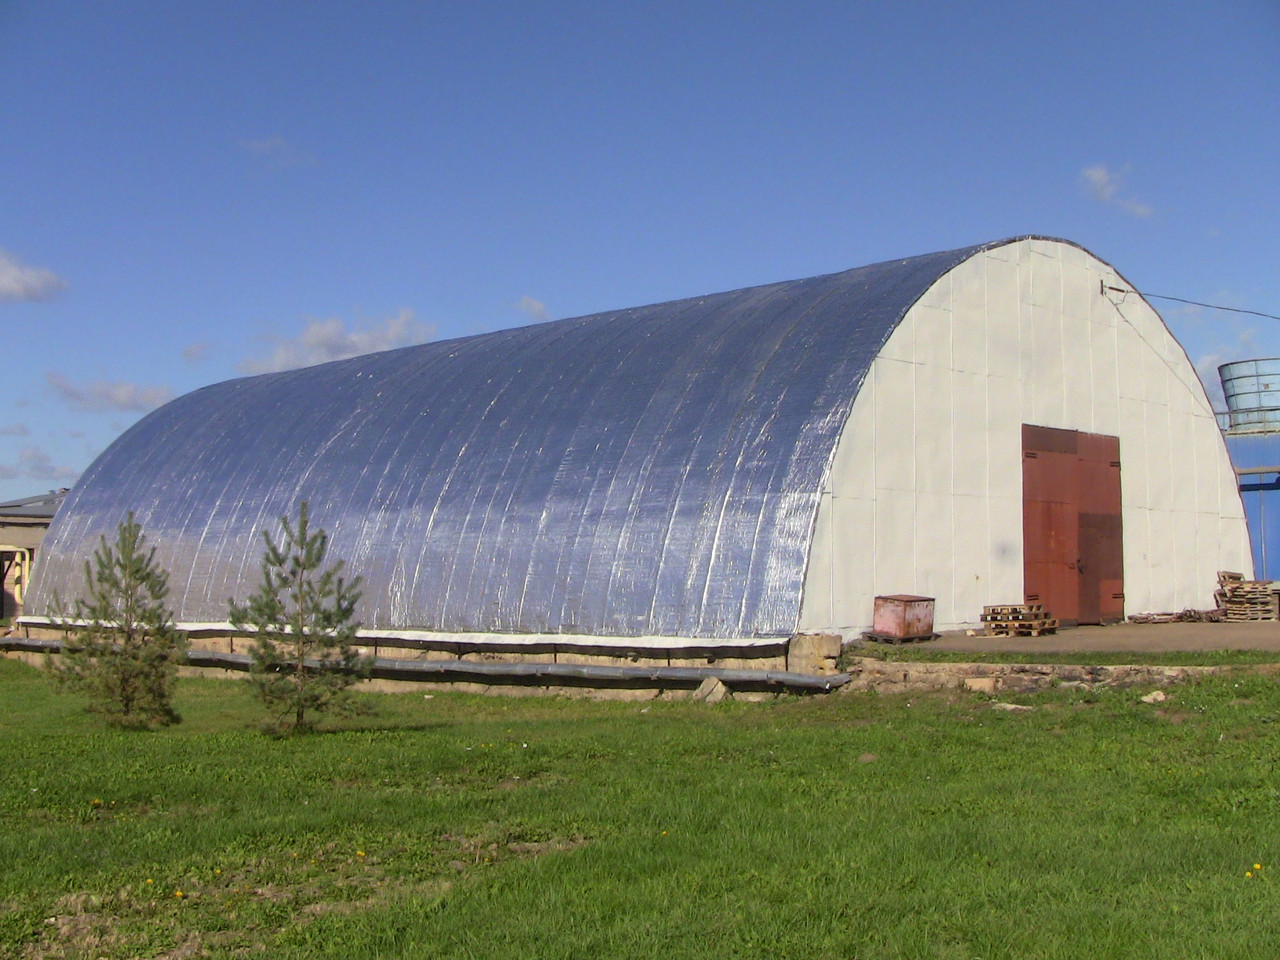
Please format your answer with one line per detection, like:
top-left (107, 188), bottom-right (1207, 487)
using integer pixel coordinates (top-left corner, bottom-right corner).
top-left (1220, 359), bottom-right (1280, 580)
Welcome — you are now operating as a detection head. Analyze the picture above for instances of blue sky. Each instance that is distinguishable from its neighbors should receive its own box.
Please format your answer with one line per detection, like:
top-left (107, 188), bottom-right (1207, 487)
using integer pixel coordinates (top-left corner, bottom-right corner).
top-left (1, 1), bottom-right (1277, 502)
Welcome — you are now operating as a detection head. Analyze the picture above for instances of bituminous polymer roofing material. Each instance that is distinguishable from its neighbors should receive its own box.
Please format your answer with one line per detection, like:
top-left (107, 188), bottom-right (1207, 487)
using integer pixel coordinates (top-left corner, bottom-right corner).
top-left (27, 236), bottom-right (1250, 643)
top-left (27, 241), bottom-right (998, 639)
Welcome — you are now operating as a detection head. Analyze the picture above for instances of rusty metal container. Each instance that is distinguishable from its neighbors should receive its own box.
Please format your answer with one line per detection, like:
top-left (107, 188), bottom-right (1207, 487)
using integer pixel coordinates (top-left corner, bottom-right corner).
top-left (872, 595), bottom-right (936, 640)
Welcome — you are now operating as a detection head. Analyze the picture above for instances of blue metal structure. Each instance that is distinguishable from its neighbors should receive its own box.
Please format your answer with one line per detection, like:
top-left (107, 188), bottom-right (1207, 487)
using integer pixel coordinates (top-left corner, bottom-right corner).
top-left (1223, 433), bottom-right (1280, 579)
top-left (1220, 359), bottom-right (1280, 580)
top-left (27, 240), bottom-right (1022, 639)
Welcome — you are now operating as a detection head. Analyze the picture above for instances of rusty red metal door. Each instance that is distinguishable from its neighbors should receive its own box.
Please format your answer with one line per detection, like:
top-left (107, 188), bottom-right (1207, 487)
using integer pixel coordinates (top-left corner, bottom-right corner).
top-left (1022, 425), bottom-right (1123, 625)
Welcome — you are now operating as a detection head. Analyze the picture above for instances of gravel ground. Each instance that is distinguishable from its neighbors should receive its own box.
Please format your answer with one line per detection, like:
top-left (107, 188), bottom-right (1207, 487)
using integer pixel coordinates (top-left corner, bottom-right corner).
top-left (924, 620), bottom-right (1280, 654)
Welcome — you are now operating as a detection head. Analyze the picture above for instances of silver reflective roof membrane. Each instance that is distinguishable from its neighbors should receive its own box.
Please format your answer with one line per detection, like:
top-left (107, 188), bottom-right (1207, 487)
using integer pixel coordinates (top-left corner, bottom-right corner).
top-left (29, 241), bottom-right (1000, 638)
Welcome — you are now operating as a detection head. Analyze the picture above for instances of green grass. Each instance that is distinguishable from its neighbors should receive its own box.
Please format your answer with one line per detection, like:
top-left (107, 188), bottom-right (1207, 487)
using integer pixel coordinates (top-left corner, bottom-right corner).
top-left (2, 658), bottom-right (1279, 959)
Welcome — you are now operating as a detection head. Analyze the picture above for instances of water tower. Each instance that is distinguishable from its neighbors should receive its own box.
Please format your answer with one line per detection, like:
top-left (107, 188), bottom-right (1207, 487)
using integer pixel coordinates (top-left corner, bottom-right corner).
top-left (1220, 359), bottom-right (1280, 579)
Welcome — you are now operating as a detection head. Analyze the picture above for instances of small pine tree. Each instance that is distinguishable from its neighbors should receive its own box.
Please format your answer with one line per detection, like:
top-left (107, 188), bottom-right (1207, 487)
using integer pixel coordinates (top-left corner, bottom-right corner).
top-left (229, 501), bottom-right (371, 734)
top-left (54, 513), bottom-right (187, 728)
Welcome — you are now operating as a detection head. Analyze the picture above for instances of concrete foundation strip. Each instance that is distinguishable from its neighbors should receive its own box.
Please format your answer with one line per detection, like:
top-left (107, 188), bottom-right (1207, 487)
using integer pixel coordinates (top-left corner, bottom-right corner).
top-left (1, 637), bottom-right (848, 693)
top-left (5, 637), bottom-right (1265, 695)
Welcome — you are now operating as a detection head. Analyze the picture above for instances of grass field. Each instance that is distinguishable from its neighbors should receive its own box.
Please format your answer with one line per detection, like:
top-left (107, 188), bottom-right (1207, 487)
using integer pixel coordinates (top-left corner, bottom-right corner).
top-left (2, 657), bottom-right (1278, 959)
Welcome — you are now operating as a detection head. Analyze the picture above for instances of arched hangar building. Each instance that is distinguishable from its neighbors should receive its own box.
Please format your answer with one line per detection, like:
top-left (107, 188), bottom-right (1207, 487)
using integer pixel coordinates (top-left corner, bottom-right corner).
top-left (23, 237), bottom-right (1250, 671)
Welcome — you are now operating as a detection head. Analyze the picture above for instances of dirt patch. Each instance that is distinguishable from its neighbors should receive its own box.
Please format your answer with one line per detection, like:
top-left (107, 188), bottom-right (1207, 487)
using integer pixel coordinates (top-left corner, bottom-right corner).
top-left (506, 836), bottom-right (589, 856)
top-left (440, 830), bottom-right (589, 865)
top-left (153, 934), bottom-right (202, 960)
top-left (928, 621), bottom-right (1280, 654)
top-left (22, 830), bottom-right (588, 959)
top-left (24, 893), bottom-right (123, 960)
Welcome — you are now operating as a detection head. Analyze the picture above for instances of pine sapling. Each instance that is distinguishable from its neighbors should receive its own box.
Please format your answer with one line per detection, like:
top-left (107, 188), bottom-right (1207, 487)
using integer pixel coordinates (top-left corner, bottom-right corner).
top-left (53, 512), bottom-right (186, 728)
top-left (229, 501), bottom-right (371, 733)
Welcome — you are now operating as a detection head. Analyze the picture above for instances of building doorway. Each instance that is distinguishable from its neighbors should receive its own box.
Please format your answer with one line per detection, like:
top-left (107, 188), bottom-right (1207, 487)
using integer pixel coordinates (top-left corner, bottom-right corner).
top-left (1022, 424), bottom-right (1124, 626)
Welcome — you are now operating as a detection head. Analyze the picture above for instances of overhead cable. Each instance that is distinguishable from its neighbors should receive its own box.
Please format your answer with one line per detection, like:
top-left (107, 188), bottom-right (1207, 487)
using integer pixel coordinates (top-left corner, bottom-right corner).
top-left (1141, 293), bottom-right (1280, 322)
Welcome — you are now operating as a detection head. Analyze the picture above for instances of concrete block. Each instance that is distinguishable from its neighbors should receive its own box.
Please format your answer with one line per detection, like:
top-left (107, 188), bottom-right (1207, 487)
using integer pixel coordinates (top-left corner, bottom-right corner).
top-left (691, 676), bottom-right (730, 704)
top-left (668, 656), bottom-right (712, 669)
top-left (787, 632), bottom-right (842, 675)
top-left (962, 676), bottom-right (1000, 694)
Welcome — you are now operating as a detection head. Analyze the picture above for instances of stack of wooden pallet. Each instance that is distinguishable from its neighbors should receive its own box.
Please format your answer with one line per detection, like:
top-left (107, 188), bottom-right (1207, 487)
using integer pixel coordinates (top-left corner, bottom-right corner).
top-left (1216, 571), bottom-right (1278, 621)
top-left (980, 604), bottom-right (1058, 637)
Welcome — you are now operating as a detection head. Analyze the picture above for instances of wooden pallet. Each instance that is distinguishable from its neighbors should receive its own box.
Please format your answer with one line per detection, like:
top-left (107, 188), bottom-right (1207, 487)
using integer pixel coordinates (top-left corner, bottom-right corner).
top-left (980, 603), bottom-right (1057, 637)
top-left (984, 618), bottom-right (1059, 637)
top-left (981, 604), bottom-right (1046, 622)
top-left (860, 630), bottom-right (939, 645)
top-left (1224, 601), bottom-right (1277, 622)
top-left (1218, 572), bottom-right (1279, 622)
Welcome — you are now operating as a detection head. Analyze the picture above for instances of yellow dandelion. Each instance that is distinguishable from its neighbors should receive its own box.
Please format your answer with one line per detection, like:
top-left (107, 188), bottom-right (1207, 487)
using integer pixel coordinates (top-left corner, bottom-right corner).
top-left (1255, 863), bottom-right (1263, 870)
top-left (214, 868), bottom-right (222, 875)
top-left (145, 878), bottom-right (153, 885)
top-left (174, 890), bottom-right (184, 899)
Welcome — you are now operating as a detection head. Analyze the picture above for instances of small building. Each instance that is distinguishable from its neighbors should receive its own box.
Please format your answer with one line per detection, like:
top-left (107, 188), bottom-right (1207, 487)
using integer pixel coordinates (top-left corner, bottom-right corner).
top-left (0, 490), bottom-right (67, 620)
top-left (21, 238), bottom-right (1250, 669)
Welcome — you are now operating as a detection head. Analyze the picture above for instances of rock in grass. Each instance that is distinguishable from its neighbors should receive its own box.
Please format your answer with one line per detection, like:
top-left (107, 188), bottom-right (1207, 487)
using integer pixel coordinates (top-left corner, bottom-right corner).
top-left (692, 676), bottom-right (730, 703)
top-left (691, 675), bottom-right (732, 706)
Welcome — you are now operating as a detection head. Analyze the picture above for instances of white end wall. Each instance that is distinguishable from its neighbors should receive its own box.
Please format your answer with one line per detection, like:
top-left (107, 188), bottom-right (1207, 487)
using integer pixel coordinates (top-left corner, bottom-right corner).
top-left (798, 238), bottom-right (1251, 636)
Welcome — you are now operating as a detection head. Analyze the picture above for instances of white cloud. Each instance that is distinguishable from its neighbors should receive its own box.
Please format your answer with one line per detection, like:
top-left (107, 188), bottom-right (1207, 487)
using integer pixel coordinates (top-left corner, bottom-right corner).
top-left (1196, 353), bottom-right (1229, 411)
top-left (1081, 164), bottom-right (1154, 218)
top-left (0, 446), bottom-right (79, 483)
top-left (46, 371), bottom-right (175, 413)
top-left (239, 309), bottom-right (435, 375)
top-left (183, 342), bottom-right (211, 363)
top-left (0, 249), bottom-right (67, 301)
top-left (240, 135), bottom-right (315, 168)
top-left (1081, 165), bottom-right (1120, 202)
top-left (0, 423), bottom-right (29, 437)
top-left (1194, 326), bottom-right (1257, 411)
top-left (516, 295), bottom-right (549, 321)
